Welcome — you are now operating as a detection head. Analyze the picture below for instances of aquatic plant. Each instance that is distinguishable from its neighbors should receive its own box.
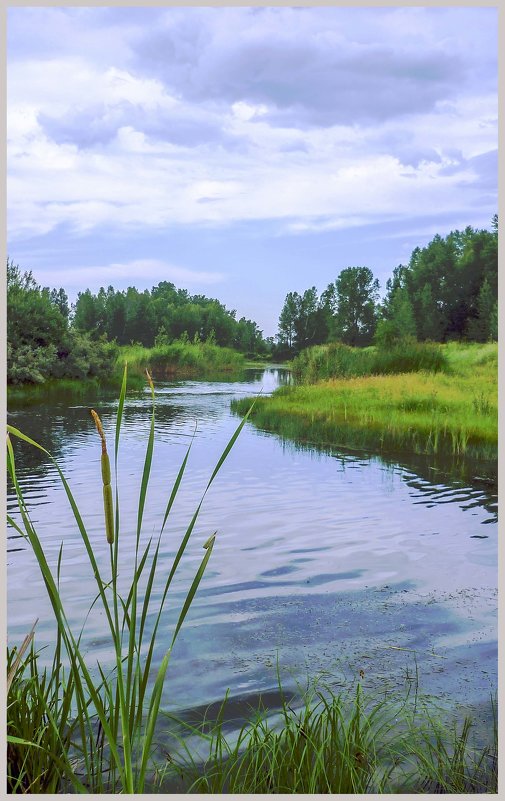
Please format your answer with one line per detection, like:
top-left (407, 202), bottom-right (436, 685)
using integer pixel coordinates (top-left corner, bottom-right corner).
top-left (118, 340), bottom-right (245, 379)
top-left (7, 364), bottom-right (254, 793)
top-left (153, 679), bottom-right (498, 794)
top-left (232, 343), bottom-right (497, 464)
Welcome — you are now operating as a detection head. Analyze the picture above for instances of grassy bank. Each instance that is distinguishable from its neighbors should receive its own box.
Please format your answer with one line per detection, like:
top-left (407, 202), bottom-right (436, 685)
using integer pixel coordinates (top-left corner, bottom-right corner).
top-left (7, 341), bottom-right (246, 404)
top-left (7, 372), bottom-right (146, 406)
top-left (232, 342), bottom-right (497, 463)
top-left (118, 341), bottom-right (245, 378)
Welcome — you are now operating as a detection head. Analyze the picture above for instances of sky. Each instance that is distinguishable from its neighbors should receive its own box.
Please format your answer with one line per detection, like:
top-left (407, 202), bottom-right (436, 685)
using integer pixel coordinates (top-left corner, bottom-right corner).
top-left (7, 6), bottom-right (498, 338)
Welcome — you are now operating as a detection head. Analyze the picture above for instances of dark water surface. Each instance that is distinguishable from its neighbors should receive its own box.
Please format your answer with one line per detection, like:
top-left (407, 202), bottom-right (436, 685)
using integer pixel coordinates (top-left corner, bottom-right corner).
top-left (7, 367), bottom-right (497, 727)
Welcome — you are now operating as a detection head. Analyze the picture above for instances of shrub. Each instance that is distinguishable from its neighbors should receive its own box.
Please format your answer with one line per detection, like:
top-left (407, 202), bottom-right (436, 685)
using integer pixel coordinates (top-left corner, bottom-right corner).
top-left (291, 341), bottom-right (448, 383)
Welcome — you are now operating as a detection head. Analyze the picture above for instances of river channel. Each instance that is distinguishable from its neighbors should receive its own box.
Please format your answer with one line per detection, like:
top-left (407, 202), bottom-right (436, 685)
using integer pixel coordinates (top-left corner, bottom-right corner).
top-left (7, 366), bottom-right (497, 733)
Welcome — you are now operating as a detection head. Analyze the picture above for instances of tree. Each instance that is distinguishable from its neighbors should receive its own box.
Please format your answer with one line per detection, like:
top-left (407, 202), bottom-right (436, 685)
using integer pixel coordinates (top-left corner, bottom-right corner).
top-left (294, 287), bottom-right (327, 350)
top-left (73, 290), bottom-right (103, 336)
top-left (375, 287), bottom-right (416, 346)
top-left (332, 267), bottom-right (379, 346)
top-left (277, 291), bottom-right (299, 351)
top-left (50, 287), bottom-right (70, 319)
top-left (466, 278), bottom-right (496, 342)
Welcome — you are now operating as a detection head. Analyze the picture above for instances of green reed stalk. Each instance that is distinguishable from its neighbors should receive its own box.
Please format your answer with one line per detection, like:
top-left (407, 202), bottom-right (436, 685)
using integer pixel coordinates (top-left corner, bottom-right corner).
top-left (7, 363), bottom-right (255, 793)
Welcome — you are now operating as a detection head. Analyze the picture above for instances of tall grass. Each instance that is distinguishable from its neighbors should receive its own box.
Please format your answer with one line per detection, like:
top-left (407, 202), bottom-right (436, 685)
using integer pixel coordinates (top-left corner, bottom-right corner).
top-left (119, 340), bottom-right (244, 379)
top-left (7, 364), bottom-right (254, 793)
top-left (7, 632), bottom-right (79, 793)
top-left (152, 680), bottom-right (497, 794)
top-left (291, 340), bottom-right (448, 383)
top-left (233, 343), bottom-right (497, 463)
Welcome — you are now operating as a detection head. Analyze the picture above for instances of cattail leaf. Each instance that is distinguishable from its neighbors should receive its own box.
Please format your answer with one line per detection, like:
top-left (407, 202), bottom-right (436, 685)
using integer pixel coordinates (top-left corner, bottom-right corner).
top-left (204, 401), bottom-right (256, 492)
top-left (115, 362), bottom-right (128, 462)
top-left (171, 536), bottom-right (214, 646)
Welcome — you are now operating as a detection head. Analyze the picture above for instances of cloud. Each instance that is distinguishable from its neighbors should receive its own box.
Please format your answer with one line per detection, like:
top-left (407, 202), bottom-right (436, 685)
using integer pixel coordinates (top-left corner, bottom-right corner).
top-left (38, 259), bottom-right (225, 292)
top-left (7, 6), bottom-right (497, 243)
top-left (132, 6), bottom-right (495, 128)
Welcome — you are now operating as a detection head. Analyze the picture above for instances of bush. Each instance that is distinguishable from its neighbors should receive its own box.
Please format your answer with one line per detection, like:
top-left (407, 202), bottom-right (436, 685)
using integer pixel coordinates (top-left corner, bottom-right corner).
top-left (7, 342), bottom-right (58, 384)
top-left (291, 341), bottom-right (448, 383)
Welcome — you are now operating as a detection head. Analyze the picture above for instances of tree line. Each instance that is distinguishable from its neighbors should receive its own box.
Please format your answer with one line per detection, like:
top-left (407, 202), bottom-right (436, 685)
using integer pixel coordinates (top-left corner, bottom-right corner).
top-left (7, 217), bottom-right (498, 384)
top-left (276, 217), bottom-right (498, 357)
top-left (72, 282), bottom-right (267, 355)
top-left (7, 263), bottom-right (270, 384)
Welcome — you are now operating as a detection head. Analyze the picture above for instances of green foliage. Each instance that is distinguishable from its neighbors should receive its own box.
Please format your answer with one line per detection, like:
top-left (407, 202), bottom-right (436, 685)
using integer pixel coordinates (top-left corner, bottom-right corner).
top-left (277, 288), bottom-right (329, 356)
top-left (7, 367), bottom-right (253, 792)
top-left (7, 260), bottom-right (117, 384)
top-left (381, 221), bottom-right (498, 343)
top-left (118, 340), bottom-right (245, 378)
top-left (72, 281), bottom-right (267, 353)
top-left (233, 343), bottom-right (497, 464)
top-left (7, 637), bottom-right (80, 793)
top-left (277, 218), bottom-right (497, 356)
top-left (332, 267), bottom-right (379, 346)
top-left (375, 287), bottom-right (416, 346)
top-left (291, 341), bottom-right (448, 383)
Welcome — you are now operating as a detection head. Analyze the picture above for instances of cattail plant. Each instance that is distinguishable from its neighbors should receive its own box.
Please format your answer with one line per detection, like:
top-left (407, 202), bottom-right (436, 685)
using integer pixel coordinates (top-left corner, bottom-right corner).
top-left (7, 364), bottom-right (255, 792)
top-left (90, 409), bottom-right (114, 545)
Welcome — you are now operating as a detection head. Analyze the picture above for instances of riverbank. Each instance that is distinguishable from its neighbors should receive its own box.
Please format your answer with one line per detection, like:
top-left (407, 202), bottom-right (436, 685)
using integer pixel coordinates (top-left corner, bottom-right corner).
top-left (232, 342), bottom-right (497, 465)
top-left (7, 341), bottom-right (249, 404)
top-left (118, 341), bottom-right (245, 378)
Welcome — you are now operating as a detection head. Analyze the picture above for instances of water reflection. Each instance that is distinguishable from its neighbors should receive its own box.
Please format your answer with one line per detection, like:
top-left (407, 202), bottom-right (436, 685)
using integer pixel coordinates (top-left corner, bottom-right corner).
top-left (7, 366), bottom-right (497, 719)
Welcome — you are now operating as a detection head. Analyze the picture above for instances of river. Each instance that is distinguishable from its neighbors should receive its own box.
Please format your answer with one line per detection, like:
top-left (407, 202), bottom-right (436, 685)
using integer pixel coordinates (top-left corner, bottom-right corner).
top-left (7, 366), bottom-right (497, 734)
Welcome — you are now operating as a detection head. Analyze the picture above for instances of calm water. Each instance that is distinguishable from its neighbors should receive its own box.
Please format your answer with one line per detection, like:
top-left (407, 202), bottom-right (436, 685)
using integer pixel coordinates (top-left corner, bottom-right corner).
top-left (7, 367), bottom-right (498, 724)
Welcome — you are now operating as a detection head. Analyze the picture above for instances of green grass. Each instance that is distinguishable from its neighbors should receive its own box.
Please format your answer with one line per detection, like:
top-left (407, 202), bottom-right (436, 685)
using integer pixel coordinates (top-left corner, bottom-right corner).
top-left (232, 342), bottom-right (497, 463)
top-left (7, 341), bottom-right (246, 403)
top-left (292, 340), bottom-right (448, 383)
top-left (154, 680), bottom-right (497, 794)
top-left (7, 365), bottom-right (254, 793)
top-left (118, 341), bottom-right (245, 378)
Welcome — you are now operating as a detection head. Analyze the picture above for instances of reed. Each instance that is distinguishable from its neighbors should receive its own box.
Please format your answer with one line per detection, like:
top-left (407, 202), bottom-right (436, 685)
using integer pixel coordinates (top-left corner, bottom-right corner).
top-left (118, 340), bottom-right (245, 379)
top-left (232, 343), bottom-right (497, 464)
top-left (7, 364), bottom-right (254, 793)
top-left (291, 340), bottom-right (448, 383)
top-left (154, 680), bottom-right (498, 794)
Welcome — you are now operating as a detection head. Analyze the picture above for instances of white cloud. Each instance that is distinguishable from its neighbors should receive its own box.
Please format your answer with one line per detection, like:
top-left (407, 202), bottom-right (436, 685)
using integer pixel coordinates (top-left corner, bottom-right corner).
top-left (39, 259), bottom-right (225, 291)
top-left (7, 7), bottom-right (497, 242)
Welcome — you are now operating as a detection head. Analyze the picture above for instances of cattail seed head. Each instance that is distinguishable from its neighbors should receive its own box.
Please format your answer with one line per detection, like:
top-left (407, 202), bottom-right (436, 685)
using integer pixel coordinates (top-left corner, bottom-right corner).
top-left (90, 409), bottom-right (114, 544)
top-left (101, 451), bottom-right (111, 485)
top-left (103, 484), bottom-right (114, 544)
top-left (90, 409), bottom-right (107, 454)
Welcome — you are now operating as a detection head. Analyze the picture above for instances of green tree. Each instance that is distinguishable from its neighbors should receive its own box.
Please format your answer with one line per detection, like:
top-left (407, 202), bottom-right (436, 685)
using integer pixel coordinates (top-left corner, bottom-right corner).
top-left (333, 267), bottom-right (379, 346)
top-left (375, 287), bottom-right (417, 346)
top-left (466, 278), bottom-right (496, 342)
top-left (50, 287), bottom-right (70, 319)
top-left (277, 291), bottom-right (299, 351)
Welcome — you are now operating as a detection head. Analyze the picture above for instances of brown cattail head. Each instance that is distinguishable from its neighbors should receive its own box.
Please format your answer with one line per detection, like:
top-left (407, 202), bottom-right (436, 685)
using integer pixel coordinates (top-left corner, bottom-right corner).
top-left (146, 369), bottom-right (154, 392)
top-left (90, 409), bottom-right (107, 454)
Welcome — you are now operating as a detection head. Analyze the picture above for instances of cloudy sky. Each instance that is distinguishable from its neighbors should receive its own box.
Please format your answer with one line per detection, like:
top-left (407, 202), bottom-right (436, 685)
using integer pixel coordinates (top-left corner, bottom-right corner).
top-left (7, 6), bottom-right (497, 337)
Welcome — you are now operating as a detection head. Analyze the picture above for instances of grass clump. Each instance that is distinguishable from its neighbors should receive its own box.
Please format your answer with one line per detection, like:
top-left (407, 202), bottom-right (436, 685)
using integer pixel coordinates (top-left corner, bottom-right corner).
top-left (233, 343), bottom-right (497, 463)
top-left (7, 365), bottom-right (253, 793)
top-left (118, 340), bottom-right (245, 379)
top-left (155, 681), bottom-right (497, 794)
top-left (291, 340), bottom-right (448, 383)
